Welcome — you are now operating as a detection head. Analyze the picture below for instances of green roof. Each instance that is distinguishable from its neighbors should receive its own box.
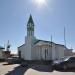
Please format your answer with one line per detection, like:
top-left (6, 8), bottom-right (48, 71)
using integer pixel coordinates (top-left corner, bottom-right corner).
top-left (34, 40), bottom-right (55, 44)
top-left (27, 14), bottom-right (34, 25)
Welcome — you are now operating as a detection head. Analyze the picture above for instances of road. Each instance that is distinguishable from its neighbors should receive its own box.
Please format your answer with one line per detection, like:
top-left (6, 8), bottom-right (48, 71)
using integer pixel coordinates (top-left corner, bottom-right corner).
top-left (0, 62), bottom-right (75, 75)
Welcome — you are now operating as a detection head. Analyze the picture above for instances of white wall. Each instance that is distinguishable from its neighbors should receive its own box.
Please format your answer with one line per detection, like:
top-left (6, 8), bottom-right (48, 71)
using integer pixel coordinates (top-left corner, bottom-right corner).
top-left (33, 42), bottom-right (53, 60)
top-left (18, 44), bottom-right (25, 59)
top-left (52, 43), bottom-right (56, 60)
top-left (54, 45), bottom-right (65, 60)
top-left (25, 36), bottom-right (36, 60)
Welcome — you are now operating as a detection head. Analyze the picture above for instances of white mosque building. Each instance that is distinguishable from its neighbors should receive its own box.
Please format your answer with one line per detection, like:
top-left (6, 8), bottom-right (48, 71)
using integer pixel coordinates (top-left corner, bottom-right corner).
top-left (18, 15), bottom-right (73, 61)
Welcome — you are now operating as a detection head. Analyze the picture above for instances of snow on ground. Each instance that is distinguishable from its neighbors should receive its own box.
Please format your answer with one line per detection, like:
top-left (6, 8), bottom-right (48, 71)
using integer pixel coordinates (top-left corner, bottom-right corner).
top-left (0, 62), bottom-right (75, 75)
top-left (25, 68), bottom-right (75, 75)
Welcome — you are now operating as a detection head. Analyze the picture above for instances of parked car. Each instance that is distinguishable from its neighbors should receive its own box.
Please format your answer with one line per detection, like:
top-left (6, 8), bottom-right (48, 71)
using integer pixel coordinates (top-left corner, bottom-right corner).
top-left (53, 56), bottom-right (75, 69)
top-left (53, 57), bottom-right (64, 64)
top-left (6, 57), bottom-right (21, 64)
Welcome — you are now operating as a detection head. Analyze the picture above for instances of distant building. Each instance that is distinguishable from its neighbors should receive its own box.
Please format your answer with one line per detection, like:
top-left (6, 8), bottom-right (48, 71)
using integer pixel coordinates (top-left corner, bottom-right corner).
top-left (64, 49), bottom-right (73, 56)
top-left (3, 40), bottom-right (11, 58)
top-left (0, 46), bottom-right (5, 59)
top-left (0, 41), bottom-right (11, 59)
top-left (18, 15), bottom-right (73, 61)
top-left (3, 51), bottom-right (11, 58)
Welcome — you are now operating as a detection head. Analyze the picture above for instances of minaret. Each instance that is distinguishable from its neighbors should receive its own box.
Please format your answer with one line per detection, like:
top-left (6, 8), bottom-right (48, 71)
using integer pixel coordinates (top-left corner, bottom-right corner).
top-left (27, 14), bottom-right (34, 37)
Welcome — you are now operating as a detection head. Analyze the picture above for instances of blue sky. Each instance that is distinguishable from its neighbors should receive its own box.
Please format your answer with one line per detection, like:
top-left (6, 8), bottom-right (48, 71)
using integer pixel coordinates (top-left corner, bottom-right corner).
top-left (0, 0), bottom-right (75, 53)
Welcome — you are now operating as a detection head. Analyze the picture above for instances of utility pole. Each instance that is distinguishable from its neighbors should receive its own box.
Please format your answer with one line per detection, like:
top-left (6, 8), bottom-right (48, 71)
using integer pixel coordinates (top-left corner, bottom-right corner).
top-left (64, 27), bottom-right (66, 47)
top-left (51, 35), bottom-right (52, 60)
top-left (64, 27), bottom-right (67, 57)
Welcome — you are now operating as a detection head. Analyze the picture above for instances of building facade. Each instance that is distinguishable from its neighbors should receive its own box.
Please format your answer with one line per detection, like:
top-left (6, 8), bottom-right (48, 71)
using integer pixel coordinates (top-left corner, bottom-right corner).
top-left (0, 46), bottom-right (5, 59)
top-left (18, 15), bottom-right (73, 61)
